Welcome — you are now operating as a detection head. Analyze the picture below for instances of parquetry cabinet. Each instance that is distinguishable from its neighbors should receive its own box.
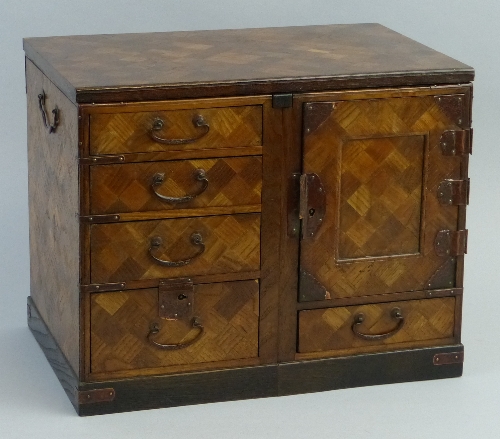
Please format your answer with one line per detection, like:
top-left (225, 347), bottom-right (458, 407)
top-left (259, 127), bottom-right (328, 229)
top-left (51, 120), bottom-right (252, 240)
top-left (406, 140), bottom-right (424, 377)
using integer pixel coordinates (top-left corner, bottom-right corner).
top-left (24, 24), bottom-right (474, 415)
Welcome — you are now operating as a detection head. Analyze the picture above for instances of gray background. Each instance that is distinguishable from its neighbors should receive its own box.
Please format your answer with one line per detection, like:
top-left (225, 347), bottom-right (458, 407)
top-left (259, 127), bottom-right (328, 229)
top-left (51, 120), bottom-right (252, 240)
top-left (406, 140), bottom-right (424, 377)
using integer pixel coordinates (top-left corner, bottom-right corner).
top-left (0, 1), bottom-right (498, 437)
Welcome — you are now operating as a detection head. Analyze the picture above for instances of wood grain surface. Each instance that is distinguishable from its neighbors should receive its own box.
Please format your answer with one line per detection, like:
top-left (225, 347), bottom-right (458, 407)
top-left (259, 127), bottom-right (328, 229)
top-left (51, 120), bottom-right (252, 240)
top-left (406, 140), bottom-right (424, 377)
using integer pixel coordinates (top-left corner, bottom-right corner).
top-left (300, 92), bottom-right (467, 300)
top-left (26, 60), bottom-right (81, 375)
top-left (23, 24), bottom-right (473, 104)
top-left (90, 281), bottom-right (259, 376)
top-left (90, 214), bottom-right (261, 283)
top-left (298, 297), bottom-right (456, 354)
top-left (90, 105), bottom-right (262, 155)
top-left (90, 156), bottom-right (262, 214)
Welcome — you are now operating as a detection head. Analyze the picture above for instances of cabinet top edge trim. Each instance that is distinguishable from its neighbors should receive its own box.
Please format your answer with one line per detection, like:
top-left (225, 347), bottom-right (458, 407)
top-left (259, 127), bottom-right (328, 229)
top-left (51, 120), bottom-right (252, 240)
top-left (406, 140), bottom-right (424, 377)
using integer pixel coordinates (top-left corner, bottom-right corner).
top-left (24, 23), bottom-right (474, 105)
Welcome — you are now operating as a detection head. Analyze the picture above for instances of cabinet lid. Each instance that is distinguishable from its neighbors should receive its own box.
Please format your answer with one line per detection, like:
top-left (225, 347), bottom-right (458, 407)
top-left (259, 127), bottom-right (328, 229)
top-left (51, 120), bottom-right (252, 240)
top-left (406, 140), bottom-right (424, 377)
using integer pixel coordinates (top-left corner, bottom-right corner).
top-left (23, 23), bottom-right (474, 104)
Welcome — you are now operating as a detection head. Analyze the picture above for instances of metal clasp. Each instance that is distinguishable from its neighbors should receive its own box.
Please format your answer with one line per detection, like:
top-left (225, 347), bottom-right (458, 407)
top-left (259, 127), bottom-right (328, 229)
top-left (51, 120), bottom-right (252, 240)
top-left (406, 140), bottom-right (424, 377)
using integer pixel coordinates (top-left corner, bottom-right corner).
top-left (158, 278), bottom-right (194, 320)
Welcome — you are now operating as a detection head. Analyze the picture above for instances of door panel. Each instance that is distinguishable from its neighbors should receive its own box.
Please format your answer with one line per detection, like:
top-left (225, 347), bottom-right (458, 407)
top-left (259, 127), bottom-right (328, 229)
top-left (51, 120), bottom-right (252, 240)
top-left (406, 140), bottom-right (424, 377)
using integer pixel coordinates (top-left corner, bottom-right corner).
top-left (300, 95), bottom-right (465, 301)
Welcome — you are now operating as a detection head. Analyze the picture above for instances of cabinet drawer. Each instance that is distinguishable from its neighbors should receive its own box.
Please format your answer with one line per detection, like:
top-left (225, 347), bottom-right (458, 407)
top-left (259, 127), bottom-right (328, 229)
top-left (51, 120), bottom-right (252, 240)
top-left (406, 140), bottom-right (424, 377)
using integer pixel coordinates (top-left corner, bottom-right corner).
top-left (90, 156), bottom-right (262, 214)
top-left (89, 105), bottom-right (263, 155)
top-left (90, 214), bottom-right (261, 283)
top-left (298, 297), bottom-right (456, 354)
top-left (90, 280), bottom-right (259, 377)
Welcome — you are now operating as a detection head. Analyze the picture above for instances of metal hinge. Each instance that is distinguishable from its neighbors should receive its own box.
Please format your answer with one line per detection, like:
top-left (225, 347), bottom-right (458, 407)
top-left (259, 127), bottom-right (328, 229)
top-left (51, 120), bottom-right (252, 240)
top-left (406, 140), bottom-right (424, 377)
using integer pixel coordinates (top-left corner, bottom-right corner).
top-left (433, 351), bottom-right (464, 366)
top-left (80, 155), bottom-right (125, 165)
top-left (440, 129), bottom-right (472, 156)
top-left (78, 388), bottom-right (115, 404)
top-left (437, 179), bottom-right (470, 206)
top-left (434, 229), bottom-right (468, 257)
top-left (272, 93), bottom-right (293, 108)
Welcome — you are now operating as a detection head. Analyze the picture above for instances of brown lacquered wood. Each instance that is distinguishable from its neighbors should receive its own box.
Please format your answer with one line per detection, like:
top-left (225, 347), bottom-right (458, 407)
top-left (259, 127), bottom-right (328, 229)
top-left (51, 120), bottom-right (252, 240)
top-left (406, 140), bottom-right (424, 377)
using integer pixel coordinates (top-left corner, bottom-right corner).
top-left (90, 214), bottom-right (261, 283)
top-left (26, 60), bottom-right (81, 375)
top-left (89, 281), bottom-right (259, 379)
top-left (23, 24), bottom-right (473, 104)
top-left (298, 297), bottom-right (456, 354)
top-left (258, 100), bottom-right (284, 363)
top-left (25, 24), bottom-right (473, 415)
top-left (297, 288), bottom-right (462, 310)
top-left (299, 89), bottom-right (469, 300)
top-left (277, 100), bottom-right (302, 362)
top-left (90, 156), bottom-right (262, 214)
top-left (89, 104), bottom-right (262, 155)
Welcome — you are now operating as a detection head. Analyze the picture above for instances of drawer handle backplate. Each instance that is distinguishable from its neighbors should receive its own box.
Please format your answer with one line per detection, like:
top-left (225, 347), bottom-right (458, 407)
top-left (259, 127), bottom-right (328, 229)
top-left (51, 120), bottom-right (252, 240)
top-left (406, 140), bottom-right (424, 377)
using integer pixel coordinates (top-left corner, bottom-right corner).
top-left (151, 169), bottom-right (209, 204)
top-left (150, 114), bottom-right (210, 145)
top-left (149, 232), bottom-right (205, 267)
top-left (38, 90), bottom-right (59, 134)
top-left (351, 307), bottom-right (404, 341)
top-left (147, 317), bottom-right (204, 350)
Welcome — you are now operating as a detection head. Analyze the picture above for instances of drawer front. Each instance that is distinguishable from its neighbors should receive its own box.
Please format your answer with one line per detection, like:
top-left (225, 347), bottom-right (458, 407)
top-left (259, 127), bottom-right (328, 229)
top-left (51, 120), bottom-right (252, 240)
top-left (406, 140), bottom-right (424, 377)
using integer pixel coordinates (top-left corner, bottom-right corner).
top-left (89, 105), bottom-right (262, 155)
top-left (90, 280), bottom-right (259, 375)
top-left (90, 214), bottom-right (261, 283)
top-left (90, 156), bottom-right (262, 214)
top-left (298, 297), bottom-right (455, 354)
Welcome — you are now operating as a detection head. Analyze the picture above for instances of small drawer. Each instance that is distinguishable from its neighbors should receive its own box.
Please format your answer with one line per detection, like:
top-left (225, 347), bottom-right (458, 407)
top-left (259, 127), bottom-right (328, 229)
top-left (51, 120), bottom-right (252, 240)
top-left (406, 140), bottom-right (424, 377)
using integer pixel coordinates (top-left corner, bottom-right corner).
top-left (89, 105), bottom-right (263, 155)
top-left (90, 280), bottom-right (259, 376)
top-left (90, 214), bottom-right (260, 283)
top-left (90, 156), bottom-right (262, 214)
top-left (298, 297), bottom-right (456, 354)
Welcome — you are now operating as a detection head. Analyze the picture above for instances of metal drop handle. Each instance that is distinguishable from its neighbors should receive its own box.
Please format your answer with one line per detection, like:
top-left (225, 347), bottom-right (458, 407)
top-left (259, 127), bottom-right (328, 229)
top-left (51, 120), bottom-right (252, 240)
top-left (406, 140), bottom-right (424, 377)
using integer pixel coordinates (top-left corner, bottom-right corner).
top-left (38, 90), bottom-right (59, 134)
top-left (148, 232), bottom-right (205, 267)
top-left (147, 317), bottom-right (204, 350)
top-left (151, 169), bottom-right (209, 204)
top-left (351, 307), bottom-right (404, 341)
top-left (150, 114), bottom-right (209, 145)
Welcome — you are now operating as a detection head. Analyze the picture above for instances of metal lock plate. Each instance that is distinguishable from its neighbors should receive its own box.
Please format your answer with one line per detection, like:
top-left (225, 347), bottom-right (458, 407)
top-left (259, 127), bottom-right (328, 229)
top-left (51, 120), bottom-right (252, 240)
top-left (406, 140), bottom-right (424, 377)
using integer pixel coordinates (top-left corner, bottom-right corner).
top-left (158, 278), bottom-right (194, 320)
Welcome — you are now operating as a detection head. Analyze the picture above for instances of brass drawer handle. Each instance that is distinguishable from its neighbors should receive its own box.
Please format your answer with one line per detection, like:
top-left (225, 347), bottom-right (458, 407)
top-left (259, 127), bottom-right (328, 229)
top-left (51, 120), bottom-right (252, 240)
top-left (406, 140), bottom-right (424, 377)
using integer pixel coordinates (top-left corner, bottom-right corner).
top-left (147, 317), bottom-right (204, 350)
top-left (351, 307), bottom-right (404, 341)
top-left (151, 169), bottom-right (209, 204)
top-left (149, 232), bottom-right (205, 267)
top-left (150, 114), bottom-right (209, 145)
top-left (38, 90), bottom-right (59, 134)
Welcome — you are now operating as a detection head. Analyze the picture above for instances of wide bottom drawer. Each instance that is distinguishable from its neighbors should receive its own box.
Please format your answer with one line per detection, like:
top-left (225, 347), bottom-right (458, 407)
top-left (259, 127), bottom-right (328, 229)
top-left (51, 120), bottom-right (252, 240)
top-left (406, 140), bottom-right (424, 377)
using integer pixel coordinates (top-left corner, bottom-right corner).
top-left (298, 297), bottom-right (456, 355)
top-left (90, 280), bottom-right (259, 378)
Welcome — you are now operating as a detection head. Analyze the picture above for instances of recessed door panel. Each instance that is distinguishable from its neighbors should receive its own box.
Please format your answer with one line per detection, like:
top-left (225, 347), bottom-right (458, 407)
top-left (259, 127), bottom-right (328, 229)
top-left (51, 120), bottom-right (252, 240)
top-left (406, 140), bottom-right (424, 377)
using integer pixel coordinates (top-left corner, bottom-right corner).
top-left (300, 95), bottom-right (467, 301)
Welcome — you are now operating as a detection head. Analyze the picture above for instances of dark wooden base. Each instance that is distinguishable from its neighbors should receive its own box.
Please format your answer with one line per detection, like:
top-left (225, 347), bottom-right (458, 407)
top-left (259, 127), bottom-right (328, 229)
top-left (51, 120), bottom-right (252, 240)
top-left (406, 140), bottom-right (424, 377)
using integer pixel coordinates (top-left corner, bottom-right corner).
top-left (27, 297), bottom-right (464, 416)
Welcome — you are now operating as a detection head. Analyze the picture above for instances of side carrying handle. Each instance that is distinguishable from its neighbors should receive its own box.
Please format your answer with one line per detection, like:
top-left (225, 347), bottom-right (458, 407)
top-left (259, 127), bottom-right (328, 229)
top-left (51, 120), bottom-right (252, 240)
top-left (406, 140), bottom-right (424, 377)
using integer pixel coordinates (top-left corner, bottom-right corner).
top-left (351, 307), bottom-right (404, 341)
top-left (151, 169), bottom-right (209, 204)
top-left (38, 90), bottom-right (59, 134)
top-left (147, 317), bottom-right (204, 350)
top-left (150, 114), bottom-right (209, 145)
top-left (149, 232), bottom-right (205, 267)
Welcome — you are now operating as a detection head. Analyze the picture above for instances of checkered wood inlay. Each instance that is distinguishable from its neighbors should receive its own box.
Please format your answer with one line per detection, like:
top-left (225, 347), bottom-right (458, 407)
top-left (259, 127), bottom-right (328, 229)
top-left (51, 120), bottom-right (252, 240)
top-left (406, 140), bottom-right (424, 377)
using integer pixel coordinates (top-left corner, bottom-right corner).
top-left (301, 95), bottom-right (464, 300)
top-left (90, 214), bottom-right (260, 283)
top-left (298, 297), bottom-right (455, 353)
top-left (90, 280), bottom-right (259, 375)
top-left (90, 105), bottom-right (262, 155)
top-left (90, 156), bottom-right (262, 214)
top-left (338, 135), bottom-right (424, 259)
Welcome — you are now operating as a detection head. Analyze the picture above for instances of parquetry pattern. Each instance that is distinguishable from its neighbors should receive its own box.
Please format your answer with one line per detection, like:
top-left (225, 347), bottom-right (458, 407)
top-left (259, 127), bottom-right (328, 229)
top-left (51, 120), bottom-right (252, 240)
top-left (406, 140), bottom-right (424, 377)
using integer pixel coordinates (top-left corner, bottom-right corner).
top-left (298, 297), bottom-right (455, 353)
top-left (90, 106), bottom-right (262, 155)
top-left (90, 156), bottom-right (262, 214)
top-left (90, 214), bottom-right (261, 283)
top-left (301, 95), bottom-right (463, 299)
top-left (90, 280), bottom-right (259, 374)
top-left (338, 135), bottom-right (424, 259)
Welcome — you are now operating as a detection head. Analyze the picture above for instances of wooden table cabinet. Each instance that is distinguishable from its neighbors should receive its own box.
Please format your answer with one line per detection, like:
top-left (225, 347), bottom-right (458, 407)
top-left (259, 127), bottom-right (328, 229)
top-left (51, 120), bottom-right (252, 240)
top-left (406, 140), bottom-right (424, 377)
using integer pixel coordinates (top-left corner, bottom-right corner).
top-left (24, 24), bottom-right (473, 415)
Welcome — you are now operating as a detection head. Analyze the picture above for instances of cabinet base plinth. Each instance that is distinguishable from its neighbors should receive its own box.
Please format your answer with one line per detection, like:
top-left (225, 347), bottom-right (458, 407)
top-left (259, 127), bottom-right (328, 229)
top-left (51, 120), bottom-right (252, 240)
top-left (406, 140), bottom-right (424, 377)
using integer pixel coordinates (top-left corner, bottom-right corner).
top-left (28, 297), bottom-right (463, 416)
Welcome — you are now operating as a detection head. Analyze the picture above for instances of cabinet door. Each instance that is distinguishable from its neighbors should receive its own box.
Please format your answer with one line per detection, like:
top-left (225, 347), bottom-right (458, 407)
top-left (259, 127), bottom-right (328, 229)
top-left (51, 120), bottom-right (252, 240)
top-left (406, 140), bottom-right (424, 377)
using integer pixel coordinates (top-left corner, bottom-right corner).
top-left (299, 93), bottom-right (470, 301)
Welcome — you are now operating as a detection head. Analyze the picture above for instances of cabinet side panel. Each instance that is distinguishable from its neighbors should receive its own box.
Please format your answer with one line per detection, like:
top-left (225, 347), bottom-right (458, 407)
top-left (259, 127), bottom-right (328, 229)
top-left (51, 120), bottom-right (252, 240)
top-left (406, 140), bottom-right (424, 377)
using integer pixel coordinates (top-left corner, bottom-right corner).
top-left (26, 59), bottom-right (80, 375)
